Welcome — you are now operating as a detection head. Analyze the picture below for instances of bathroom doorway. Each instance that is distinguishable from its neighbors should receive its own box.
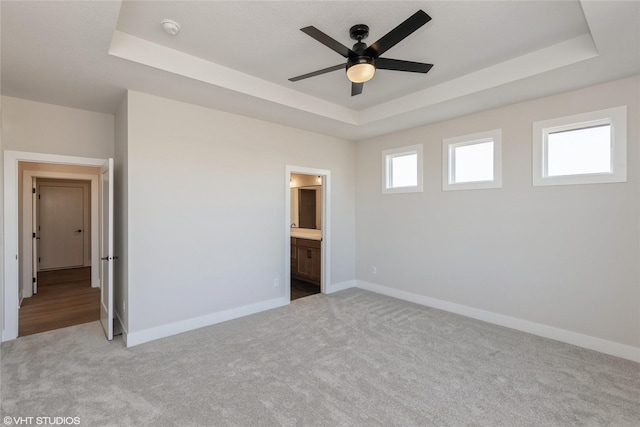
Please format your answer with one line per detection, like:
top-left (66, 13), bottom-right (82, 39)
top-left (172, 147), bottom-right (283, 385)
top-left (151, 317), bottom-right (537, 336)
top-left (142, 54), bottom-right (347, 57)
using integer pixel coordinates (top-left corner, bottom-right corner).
top-left (286, 166), bottom-right (331, 302)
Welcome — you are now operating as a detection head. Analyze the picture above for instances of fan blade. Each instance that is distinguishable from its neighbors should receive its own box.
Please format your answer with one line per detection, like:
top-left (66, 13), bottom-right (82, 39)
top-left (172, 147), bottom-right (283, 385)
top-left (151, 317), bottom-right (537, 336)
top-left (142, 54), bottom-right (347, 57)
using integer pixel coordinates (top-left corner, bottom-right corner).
top-left (351, 82), bottom-right (364, 96)
top-left (289, 64), bottom-right (345, 82)
top-left (301, 26), bottom-right (356, 58)
top-left (364, 10), bottom-right (431, 57)
top-left (376, 58), bottom-right (433, 73)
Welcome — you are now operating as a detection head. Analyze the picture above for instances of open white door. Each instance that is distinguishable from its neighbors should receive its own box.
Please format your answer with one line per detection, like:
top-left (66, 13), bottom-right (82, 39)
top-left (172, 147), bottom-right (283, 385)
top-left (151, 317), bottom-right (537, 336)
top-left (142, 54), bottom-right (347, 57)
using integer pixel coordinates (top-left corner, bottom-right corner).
top-left (100, 158), bottom-right (114, 340)
top-left (32, 177), bottom-right (38, 295)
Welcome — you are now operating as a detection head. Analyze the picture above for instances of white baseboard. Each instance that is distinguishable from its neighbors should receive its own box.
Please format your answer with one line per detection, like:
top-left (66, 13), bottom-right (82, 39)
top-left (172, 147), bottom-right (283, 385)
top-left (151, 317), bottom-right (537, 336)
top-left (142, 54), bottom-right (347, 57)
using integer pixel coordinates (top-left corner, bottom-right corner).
top-left (124, 281), bottom-right (355, 347)
top-left (325, 279), bottom-right (356, 294)
top-left (356, 280), bottom-right (640, 362)
top-left (125, 296), bottom-right (290, 347)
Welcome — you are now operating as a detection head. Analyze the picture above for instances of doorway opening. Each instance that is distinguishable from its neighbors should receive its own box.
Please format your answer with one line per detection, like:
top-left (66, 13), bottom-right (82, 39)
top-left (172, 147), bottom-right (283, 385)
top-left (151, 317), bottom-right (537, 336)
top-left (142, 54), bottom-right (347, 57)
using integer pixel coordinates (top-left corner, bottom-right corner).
top-left (19, 174), bottom-right (100, 336)
top-left (286, 167), bottom-right (331, 302)
top-left (3, 151), bottom-right (114, 342)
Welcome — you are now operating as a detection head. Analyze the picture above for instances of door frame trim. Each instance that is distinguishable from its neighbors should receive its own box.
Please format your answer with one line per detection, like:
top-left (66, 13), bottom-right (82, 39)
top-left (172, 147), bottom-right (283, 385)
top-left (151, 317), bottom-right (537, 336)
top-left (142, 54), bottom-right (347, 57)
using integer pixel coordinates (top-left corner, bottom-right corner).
top-left (285, 165), bottom-right (331, 301)
top-left (3, 150), bottom-right (107, 342)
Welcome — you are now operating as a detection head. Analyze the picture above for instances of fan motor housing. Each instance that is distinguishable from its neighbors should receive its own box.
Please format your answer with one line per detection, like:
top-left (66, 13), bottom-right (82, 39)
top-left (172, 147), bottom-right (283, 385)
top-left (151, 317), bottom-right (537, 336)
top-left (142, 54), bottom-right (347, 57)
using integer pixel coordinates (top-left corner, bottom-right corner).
top-left (347, 56), bottom-right (375, 69)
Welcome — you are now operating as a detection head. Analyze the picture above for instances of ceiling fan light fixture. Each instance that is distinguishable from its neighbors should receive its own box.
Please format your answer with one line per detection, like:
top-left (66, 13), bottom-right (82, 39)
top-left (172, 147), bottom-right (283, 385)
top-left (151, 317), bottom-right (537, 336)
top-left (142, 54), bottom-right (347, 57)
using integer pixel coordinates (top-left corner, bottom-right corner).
top-left (346, 57), bottom-right (375, 83)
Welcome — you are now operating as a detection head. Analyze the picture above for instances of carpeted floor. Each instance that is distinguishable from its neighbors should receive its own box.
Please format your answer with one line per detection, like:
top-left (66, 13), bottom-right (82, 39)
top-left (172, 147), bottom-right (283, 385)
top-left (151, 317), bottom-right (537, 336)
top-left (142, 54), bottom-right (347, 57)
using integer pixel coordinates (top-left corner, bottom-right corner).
top-left (1, 289), bottom-right (638, 426)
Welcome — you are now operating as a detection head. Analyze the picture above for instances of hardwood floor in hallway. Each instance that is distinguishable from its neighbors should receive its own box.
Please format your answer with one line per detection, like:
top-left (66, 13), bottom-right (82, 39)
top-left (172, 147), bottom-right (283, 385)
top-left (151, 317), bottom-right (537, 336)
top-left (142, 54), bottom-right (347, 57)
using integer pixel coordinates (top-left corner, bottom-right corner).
top-left (19, 267), bottom-right (100, 337)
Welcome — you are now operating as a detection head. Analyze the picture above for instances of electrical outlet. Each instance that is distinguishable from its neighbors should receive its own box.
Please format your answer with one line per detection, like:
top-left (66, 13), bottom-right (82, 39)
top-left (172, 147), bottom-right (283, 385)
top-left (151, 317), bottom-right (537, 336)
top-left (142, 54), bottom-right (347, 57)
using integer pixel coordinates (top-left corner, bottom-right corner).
top-left (122, 301), bottom-right (126, 313)
top-left (371, 266), bottom-right (377, 274)
top-left (273, 278), bottom-right (280, 287)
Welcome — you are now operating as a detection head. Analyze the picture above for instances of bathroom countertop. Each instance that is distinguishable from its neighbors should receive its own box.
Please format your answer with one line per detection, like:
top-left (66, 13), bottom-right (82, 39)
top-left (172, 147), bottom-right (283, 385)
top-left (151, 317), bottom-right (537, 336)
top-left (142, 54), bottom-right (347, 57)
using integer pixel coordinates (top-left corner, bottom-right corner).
top-left (290, 228), bottom-right (322, 241)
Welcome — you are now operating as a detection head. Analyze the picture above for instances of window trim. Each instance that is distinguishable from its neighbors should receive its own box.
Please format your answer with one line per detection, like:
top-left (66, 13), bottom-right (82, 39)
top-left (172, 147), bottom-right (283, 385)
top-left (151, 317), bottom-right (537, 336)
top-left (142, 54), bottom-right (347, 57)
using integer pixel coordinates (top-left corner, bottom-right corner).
top-left (442, 129), bottom-right (502, 191)
top-left (532, 106), bottom-right (627, 186)
top-left (381, 144), bottom-right (423, 194)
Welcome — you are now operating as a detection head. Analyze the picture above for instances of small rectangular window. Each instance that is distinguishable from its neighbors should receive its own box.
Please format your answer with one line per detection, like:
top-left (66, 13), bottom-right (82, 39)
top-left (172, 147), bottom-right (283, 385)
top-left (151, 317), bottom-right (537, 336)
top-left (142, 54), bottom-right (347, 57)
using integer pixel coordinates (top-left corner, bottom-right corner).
top-left (443, 129), bottom-right (502, 191)
top-left (453, 141), bottom-right (494, 183)
top-left (382, 144), bottom-right (423, 194)
top-left (547, 125), bottom-right (611, 176)
top-left (390, 153), bottom-right (418, 187)
top-left (533, 106), bottom-right (626, 186)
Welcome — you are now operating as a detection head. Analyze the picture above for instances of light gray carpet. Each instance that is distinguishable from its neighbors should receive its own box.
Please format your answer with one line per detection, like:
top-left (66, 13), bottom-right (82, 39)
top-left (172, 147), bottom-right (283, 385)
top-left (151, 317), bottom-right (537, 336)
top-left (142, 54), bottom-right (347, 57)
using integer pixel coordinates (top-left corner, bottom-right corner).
top-left (1, 289), bottom-right (639, 426)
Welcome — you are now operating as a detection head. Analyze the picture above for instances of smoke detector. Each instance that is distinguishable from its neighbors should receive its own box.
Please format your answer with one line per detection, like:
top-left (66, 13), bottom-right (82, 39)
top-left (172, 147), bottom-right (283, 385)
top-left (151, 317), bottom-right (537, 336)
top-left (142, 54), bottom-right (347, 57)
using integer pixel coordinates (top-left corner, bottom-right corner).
top-left (161, 19), bottom-right (181, 36)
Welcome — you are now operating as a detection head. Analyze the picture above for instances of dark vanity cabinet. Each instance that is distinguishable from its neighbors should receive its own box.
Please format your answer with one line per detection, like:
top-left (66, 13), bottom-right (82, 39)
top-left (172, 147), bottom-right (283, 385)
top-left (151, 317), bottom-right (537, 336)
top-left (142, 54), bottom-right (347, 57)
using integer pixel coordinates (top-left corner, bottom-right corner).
top-left (291, 238), bottom-right (321, 286)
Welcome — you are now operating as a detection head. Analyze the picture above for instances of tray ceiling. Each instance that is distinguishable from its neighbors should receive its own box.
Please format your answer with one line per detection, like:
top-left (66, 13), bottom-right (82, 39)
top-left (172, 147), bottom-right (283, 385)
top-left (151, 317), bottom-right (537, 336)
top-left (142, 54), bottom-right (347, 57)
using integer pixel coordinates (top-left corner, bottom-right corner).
top-left (2, 1), bottom-right (639, 140)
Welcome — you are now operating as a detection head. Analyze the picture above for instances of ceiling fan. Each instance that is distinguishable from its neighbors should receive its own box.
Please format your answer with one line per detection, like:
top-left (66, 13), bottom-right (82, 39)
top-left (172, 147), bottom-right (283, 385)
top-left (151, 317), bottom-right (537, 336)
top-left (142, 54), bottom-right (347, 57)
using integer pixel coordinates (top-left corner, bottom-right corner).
top-left (289, 10), bottom-right (434, 96)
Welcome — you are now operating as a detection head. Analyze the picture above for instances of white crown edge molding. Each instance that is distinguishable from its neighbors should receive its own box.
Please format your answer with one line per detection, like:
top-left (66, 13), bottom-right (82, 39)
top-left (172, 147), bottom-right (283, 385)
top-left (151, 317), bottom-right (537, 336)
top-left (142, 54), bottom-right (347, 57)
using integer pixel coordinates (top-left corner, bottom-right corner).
top-left (109, 30), bottom-right (598, 129)
top-left (108, 30), bottom-right (360, 126)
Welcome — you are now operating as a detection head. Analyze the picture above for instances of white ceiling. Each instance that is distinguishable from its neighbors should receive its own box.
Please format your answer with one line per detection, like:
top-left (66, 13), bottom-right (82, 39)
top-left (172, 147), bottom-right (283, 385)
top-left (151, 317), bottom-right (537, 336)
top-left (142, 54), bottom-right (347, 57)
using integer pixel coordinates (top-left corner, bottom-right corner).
top-left (2, 1), bottom-right (639, 141)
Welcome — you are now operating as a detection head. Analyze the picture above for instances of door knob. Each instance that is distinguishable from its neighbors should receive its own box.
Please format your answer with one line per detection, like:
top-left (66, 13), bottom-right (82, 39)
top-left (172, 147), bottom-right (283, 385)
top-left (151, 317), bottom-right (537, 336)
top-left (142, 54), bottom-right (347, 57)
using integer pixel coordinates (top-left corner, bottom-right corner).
top-left (76, 229), bottom-right (83, 233)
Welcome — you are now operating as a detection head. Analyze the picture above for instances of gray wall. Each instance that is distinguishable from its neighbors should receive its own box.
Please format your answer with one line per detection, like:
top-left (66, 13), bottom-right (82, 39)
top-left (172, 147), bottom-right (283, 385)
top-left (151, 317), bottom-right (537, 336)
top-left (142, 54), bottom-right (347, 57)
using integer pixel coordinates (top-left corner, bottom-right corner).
top-left (124, 91), bottom-right (356, 337)
top-left (1, 96), bottom-right (114, 158)
top-left (3, 76), bottom-right (638, 356)
top-left (355, 76), bottom-right (639, 350)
